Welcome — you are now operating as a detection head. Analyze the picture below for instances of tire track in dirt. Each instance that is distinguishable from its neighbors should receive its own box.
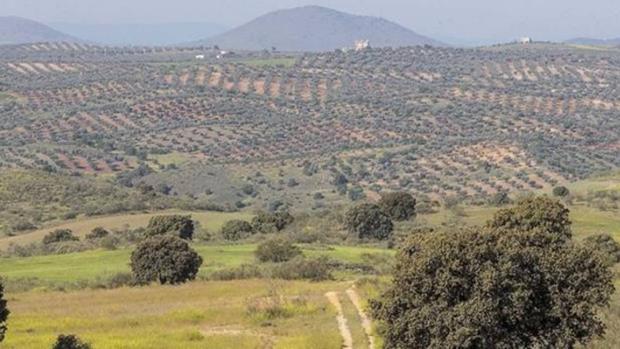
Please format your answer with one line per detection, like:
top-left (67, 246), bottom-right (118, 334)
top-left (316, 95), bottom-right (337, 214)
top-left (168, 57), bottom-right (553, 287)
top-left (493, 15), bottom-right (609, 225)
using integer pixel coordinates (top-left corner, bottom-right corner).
top-left (346, 287), bottom-right (376, 349)
top-left (325, 291), bottom-right (353, 349)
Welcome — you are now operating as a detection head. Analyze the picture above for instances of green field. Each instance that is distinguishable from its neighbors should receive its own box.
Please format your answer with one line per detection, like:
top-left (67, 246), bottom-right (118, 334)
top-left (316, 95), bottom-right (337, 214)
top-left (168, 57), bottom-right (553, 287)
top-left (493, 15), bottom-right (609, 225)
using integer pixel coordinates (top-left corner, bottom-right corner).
top-left (0, 244), bottom-right (393, 283)
top-left (0, 210), bottom-right (254, 250)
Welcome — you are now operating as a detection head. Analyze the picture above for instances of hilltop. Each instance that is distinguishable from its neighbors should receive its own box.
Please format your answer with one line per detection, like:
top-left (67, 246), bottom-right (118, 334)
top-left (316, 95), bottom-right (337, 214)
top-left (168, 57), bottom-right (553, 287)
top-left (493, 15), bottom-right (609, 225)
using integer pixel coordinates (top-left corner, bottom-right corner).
top-left (0, 16), bottom-right (79, 45)
top-left (566, 37), bottom-right (620, 47)
top-left (199, 5), bottom-right (444, 51)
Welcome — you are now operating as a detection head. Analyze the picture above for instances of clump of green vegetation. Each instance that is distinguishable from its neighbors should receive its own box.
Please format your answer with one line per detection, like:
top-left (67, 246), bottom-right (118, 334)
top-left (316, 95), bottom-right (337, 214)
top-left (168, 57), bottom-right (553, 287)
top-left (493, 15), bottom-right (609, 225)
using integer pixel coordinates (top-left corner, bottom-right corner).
top-left (584, 233), bottom-right (620, 266)
top-left (131, 235), bottom-right (203, 284)
top-left (255, 237), bottom-right (302, 263)
top-left (345, 203), bottom-right (393, 240)
top-left (52, 334), bottom-right (91, 349)
top-left (372, 197), bottom-right (614, 348)
top-left (251, 211), bottom-right (294, 234)
top-left (0, 279), bottom-right (8, 343)
top-left (220, 220), bottom-right (254, 241)
top-left (42, 229), bottom-right (79, 245)
top-left (378, 192), bottom-right (416, 221)
top-left (145, 215), bottom-right (194, 240)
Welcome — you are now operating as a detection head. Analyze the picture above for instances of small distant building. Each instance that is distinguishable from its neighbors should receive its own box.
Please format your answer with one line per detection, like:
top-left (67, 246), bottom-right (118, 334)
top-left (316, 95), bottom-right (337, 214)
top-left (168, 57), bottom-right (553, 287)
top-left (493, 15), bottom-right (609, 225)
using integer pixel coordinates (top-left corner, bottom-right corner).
top-left (355, 39), bottom-right (370, 51)
top-left (519, 37), bottom-right (533, 44)
top-left (216, 50), bottom-right (230, 59)
top-left (195, 54), bottom-right (205, 60)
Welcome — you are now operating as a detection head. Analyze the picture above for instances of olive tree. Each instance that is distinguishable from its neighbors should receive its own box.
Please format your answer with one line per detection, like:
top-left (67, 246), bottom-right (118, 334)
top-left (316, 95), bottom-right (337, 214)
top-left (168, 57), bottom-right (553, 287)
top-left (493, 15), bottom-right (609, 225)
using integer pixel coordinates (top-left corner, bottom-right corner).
top-left (131, 235), bottom-right (203, 284)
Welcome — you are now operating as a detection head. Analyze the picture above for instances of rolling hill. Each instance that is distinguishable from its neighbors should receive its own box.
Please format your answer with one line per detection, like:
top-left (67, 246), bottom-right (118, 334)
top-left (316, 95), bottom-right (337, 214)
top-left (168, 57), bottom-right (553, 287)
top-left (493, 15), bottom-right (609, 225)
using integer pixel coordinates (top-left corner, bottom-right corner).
top-left (0, 16), bottom-right (79, 45)
top-left (566, 37), bottom-right (620, 47)
top-left (199, 5), bottom-right (444, 51)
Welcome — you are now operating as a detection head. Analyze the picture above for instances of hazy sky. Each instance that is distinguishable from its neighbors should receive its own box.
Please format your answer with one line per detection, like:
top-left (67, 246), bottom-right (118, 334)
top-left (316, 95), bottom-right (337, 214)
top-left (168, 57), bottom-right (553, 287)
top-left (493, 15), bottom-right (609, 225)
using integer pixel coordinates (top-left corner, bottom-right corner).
top-left (3, 0), bottom-right (620, 44)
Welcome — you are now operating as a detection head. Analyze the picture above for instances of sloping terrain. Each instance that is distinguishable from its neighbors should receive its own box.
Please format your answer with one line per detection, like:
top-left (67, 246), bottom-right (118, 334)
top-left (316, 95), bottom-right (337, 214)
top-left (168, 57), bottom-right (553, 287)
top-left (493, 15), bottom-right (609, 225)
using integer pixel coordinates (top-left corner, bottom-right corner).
top-left (0, 16), bottom-right (79, 45)
top-left (200, 6), bottom-right (444, 51)
top-left (0, 42), bottom-right (618, 216)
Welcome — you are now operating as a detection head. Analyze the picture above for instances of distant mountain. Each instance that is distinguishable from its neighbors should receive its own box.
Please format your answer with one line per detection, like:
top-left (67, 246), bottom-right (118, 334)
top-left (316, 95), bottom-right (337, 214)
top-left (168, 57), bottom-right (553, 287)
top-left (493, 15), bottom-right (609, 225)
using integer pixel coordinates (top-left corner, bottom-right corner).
top-left (566, 37), bottom-right (620, 47)
top-left (0, 16), bottom-right (79, 45)
top-left (50, 22), bottom-right (229, 46)
top-left (199, 5), bottom-right (444, 51)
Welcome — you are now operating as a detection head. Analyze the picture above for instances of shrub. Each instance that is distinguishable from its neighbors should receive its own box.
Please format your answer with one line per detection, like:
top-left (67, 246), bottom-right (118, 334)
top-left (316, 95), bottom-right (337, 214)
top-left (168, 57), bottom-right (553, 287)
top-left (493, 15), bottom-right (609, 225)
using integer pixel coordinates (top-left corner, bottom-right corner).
top-left (85, 227), bottom-right (109, 240)
top-left (371, 227), bottom-right (614, 348)
top-left (488, 191), bottom-right (511, 207)
top-left (378, 192), bottom-right (416, 221)
top-left (42, 229), bottom-right (79, 245)
top-left (345, 204), bottom-right (393, 240)
top-left (255, 237), bottom-right (302, 263)
top-left (553, 185), bottom-right (570, 197)
top-left (145, 215), bottom-right (194, 240)
top-left (271, 256), bottom-right (332, 281)
top-left (0, 280), bottom-right (8, 342)
top-left (220, 220), bottom-right (254, 241)
top-left (251, 211), bottom-right (294, 234)
top-left (52, 334), bottom-right (91, 349)
top-left (487, 196), bottom-right (571, 242)
top-left (131, 235), bottom-right (203, 285)
top-left (584, 234), bottom-right (620, 266)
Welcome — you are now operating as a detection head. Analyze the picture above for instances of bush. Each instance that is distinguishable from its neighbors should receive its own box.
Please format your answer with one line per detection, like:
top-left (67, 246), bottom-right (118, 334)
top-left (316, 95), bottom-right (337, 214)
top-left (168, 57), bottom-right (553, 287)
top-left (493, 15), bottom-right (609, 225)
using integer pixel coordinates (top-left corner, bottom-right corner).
top-left (220, 220), bottom-right (254, 241)
top-left (487, 196), bottom-right (571, 242)
top-left (0, 280), bottom-right (8, 343)
top-left (52, 334), bottom-right (91, 349)
top-left (345, 204), bottom-right (393, 240)
top-left (271, 256), bottom-right (332, 281)
top-left (553, 186), bottom-right (570, 197)
top-left (488, 192), bottom-right (511, 207)
top-left (145, 215), bottom-right (194, 240)
top-left (255, 237), bottom-right (302, 263)
top-left (371, 226), bottom-right (614, 348)
top-left (85, 227), bottom-right (109, 240)
top-left (584, 234), bottom-right (620, 266)
top-left (131, 235), bottom-right (203, 285)
top-left (251, 211), bottom-right (294, 234)
top-left (378, 192), bottom-right (416, 221)
top-left (42, 229), bottom-right (79, 245)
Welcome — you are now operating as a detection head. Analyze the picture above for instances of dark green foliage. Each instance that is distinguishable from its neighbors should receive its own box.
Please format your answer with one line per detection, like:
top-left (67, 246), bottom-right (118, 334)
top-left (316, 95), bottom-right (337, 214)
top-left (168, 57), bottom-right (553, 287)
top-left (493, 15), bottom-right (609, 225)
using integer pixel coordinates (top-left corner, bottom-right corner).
top-left (345, 203), bottom-right (393, 240)
top-left (487, 196), bottom-right (572, 242)
top-left (371, 227), bottom-right (614, 348)
top-left (221, 220), bottom-right (254, 241)
top-left (584, 233), bottom-right (620, 266)
top-left (42, 229), bottom-right (79, 245)
top-left (52, 334), bottom-right (91, 349)
top-left (271, 256), bottom-right (332, 281)
top-left (0, 280), bottom-right (8, 343)
top-left (85, 227), bottom-right (110, 240)
top-left (553, 185), bottom-right (570, 197)
top-left (378, 192), bottom-right (417, 221)
top-left (145, 215), bottom-right (194, 240)
top-left (488, 191), bottom-right (511, 207)
top-left (251, 211), bottom-right (294, 234)
top-left (255, 237), bottom-right (302, 263)
top-left (130, 235), bottom-right (203, 285)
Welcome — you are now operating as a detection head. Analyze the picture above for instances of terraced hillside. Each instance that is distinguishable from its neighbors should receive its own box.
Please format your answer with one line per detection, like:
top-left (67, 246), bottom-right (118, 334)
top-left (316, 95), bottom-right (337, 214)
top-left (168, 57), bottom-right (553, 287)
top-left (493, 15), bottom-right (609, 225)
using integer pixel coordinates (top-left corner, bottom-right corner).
top-left (0, 42), bottom-right (618, 210)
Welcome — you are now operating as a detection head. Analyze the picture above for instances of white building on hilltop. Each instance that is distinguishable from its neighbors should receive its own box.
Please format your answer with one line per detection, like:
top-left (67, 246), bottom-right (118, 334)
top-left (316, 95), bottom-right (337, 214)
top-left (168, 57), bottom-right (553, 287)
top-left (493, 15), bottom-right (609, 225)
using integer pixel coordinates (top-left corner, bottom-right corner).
top-left (355, 39), bottom-right (370, 51)
top-left (519, 37), bottom-right (533, 44)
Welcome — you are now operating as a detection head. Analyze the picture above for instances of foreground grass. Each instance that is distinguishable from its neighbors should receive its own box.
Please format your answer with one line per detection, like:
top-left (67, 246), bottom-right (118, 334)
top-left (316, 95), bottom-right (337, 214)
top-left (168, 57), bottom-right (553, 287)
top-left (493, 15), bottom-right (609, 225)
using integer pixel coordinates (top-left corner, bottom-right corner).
top-left (0, 210), bottom-right (254, 250)
top-left (3, 279), bottom-right (347, 349)
top-left (0, 244), bottom-right (393, 284)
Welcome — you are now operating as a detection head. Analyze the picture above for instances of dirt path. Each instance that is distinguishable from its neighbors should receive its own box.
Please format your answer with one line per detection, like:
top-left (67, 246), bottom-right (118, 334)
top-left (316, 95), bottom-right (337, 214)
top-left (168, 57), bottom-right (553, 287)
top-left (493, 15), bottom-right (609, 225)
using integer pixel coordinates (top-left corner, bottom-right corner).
top-left (346, 287), bottom-right (376, 349)
top-left (325, 291), bottom-right (353, 349)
